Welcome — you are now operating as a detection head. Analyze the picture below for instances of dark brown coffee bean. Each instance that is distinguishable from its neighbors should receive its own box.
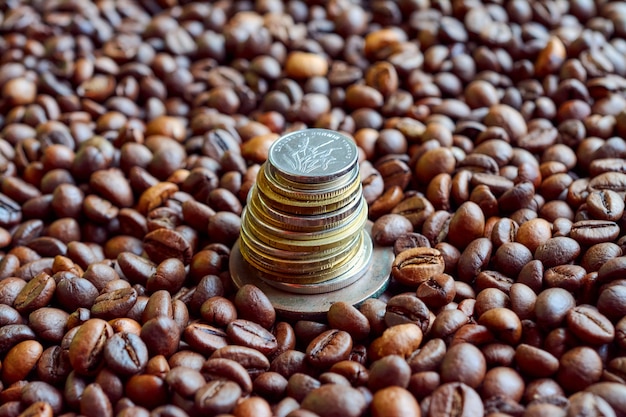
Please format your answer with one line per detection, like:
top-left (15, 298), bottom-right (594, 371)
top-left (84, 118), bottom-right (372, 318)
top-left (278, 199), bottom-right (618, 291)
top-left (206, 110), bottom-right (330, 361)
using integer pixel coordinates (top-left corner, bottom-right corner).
top-left (202, 357), bottom-right (253, 394)
top-left (28, 307), bottom-right (68, 344)
top-left (306, 329), bottom-right (353, 369)
top-left (368, 354), bottom-right (411, 392)
top-left (557, 347), bottom-right (603, 392)
top-left (390, 195), bottom-right (434, 229)
top-left (457, 238), bottom-right (493, 283)
top-left (371, 213), bottom-right (413, 246)
top-left (391, 247), bottom-right (445, 286)
top-left (417, 273), bottom-right (456, 308)
top-left (586, 189), bottom-right (625, 221)
top-left (146, 258), bottom-right (186, 294)
top-left (103, 332), bottom-right (148, 376)
top-left (227, 319), bottom-right (278, 356)
top-left (384, 293), bottom-right (430, 333)
top-left (286, 372), bottom-right (321, 403)
top-left (13, 271), bottom-right (55, 314)
top-left (143, 228), bottom-right (192, 265)
top-left (327, 301), bottom-right (370, 342)
top-left (194, 380), bottom-right (241, 415)
top-left (428, 382), bottom-right (484, 417)
top-left (534, 237), bottom-right (581, 268)
top-left (535, 288), bottom-right (576, 329)
top-left (481, 366), bottom-right (525, 402)
top-left (301, 384), bottom-right (367, 417)
top-left (234, 284), bottom-right (276, 330)
top-left (544, 265), bottom-right (587, 294)
top-left (565, 305), bottom-right (614, 345)
top-left (440, 343), bottom-right (486, 389)
top-left (253, 371), bottom-right (288, 402)
top-left (91, 287), bottom-right (138, 320)
top-left (567, 391), bottom-right (616, 417)
top-left (515, 343), bottom-right (560, 378)
top-left (141, 316), bottom-right (181, 358)
top-left (68, 319), bottom-right (114, 376)
top-left (570, 220), bottom-right (620, 245)
top-left (585, 382), bottom-right (626, 416)
top-left (582, 242), bottom-right (622, 273)
top-left (447, 201), bottom-right (485, 250)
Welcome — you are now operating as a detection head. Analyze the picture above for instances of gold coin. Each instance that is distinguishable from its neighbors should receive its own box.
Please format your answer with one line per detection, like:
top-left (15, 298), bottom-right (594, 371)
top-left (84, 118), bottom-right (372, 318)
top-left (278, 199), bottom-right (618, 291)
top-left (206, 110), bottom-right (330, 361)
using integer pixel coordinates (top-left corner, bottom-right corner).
top-left (241, 205), bottom-right (367, 252)
top-left (255, 181), bottom-right (363, 215)
top-left (239, 232), bottom-right (362, 275)
top-left (245, 198), bottom-right (367, 241)
top-left (241, 233), bottom-right (366, 284)
top-left (247, 187), bottom-right (366, 232)
top-left (258, 231), bottom-right (373, 294)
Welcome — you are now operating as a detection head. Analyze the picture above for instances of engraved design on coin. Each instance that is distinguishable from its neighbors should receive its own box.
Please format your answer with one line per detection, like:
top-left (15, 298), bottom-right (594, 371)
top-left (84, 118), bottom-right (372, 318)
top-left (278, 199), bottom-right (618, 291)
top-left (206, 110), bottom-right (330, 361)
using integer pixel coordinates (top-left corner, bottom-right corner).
top-left (269, 129), bottom-right (357, 181)
top-left (283, 137), bottom-right (338, 174)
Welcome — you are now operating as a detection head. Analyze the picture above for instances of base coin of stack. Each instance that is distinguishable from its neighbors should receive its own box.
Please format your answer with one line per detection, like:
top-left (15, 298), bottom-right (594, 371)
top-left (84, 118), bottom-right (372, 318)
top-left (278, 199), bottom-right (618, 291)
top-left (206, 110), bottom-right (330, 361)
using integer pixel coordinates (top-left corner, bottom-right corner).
top-left (238, 129), bottom-right (372, 294)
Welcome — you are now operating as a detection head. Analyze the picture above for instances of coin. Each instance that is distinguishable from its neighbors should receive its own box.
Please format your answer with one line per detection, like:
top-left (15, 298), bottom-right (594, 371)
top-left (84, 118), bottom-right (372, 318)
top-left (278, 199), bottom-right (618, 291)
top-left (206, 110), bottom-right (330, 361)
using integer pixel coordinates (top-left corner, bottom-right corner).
top-left (261, 163), bottom-right (360, 202)
top-left (268, 129), bottom-right (358, 184)
top-left (238, 128), bottom-right (374, 292)
top-left (247, 189), bottom-right (366, 232)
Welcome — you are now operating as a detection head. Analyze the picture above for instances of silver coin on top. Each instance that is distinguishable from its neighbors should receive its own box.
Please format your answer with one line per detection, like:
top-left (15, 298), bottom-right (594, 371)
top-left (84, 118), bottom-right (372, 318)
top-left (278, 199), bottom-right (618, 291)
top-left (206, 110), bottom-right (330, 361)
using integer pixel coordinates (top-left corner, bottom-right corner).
top-left (268, 129), bottom-right (358, 184)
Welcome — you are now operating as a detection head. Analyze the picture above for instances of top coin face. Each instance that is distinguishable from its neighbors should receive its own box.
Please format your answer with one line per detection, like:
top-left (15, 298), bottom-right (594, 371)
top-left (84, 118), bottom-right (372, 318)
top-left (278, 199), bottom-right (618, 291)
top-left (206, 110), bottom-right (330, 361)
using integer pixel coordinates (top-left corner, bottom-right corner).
top-left (268, 129), bottom-right (358, 183)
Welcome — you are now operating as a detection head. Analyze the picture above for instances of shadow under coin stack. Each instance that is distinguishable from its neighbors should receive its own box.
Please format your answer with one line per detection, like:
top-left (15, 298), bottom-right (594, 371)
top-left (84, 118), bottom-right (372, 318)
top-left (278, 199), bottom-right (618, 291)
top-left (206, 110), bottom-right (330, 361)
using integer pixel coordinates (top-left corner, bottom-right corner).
top-left (230, 129), bottom-right (393, 319)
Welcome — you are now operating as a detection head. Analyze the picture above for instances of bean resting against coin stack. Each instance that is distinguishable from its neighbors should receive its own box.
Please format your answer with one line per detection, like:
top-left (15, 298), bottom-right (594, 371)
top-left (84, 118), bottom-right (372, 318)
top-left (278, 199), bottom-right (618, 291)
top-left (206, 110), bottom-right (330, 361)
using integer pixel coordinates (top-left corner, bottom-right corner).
top-left (1, 1), bottom-right (626, 417)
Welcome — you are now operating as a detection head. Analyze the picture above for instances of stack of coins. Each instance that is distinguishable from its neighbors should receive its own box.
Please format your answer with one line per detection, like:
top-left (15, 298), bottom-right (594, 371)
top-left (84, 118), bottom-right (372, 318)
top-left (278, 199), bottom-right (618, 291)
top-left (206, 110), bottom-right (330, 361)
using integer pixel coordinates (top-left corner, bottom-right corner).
top-left (238, 129), bottom-right (372, 294)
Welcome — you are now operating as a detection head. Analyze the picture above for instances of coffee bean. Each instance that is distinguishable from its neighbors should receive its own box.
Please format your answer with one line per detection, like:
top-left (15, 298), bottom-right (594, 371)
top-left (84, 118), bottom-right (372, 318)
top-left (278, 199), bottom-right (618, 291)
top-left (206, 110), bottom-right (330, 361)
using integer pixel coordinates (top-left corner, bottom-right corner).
top-left (534, 237), bottom-right (581, 268)
top-left (194, 380), bottom-right (241, 415)
top-left (565, 305), bottom-right (615, 345)
top-left (371, 213), bottom-right (413, 246)
top-left (384, 293), bottom-right (430, 333)
top-left (440, 343), bottom-right (486, 389)
top-left (306, 329), bottom-right (353, 369)
top-left (428, 382), bottom-right (484, 417)
top-left (103, 332), bottom-right (148, 376)
top-left (570, 220), bottom-right (620, 245)
top-left (391, 247), bottom-right (445, 286)
top-left (301, 384), bottom-right (367, 417)
top-left (557, 347), bottom-right (603, 392)
top-left (327, 301), bottom-right (370, 342)
top-left (234, 284), bottom-right (276, 330)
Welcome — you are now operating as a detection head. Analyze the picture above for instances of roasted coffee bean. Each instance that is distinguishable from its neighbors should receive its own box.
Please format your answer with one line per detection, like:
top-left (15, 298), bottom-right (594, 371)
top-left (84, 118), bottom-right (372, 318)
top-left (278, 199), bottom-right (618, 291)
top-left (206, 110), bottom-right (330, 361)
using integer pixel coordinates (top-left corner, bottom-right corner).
top-left (201, 357), bottom-right (253, 394)
top-left (194, 380), bottom-right (241, 415)
top-left (301, 384), bottom-right (367, 417)
top-left (394, 232), bottom-right (431, 255)
top-left (416, 273), bottom-right (456, 308)
top-left (371, 213), bottom-right (413, 246)
top-left (327, 301), bottom-right (371, 342)
top-left (68, 319), bottom-right (114, 376)
top-left (384, 293), bottom-right (430, 333)
top-left (234, 284), bottom-right (275, 330)
top-left (13, 271), bottom-right (56, 314)
top-left (141, 316), bottom-right (181, 358)
top-left (306, 329), bottom-right (353, 369)
top-left (570, 220), bottom-right (621, 246)
top-left (391, 247), bottom-right (445, 286)
top-left (440, 343), bottom-right (486, 389)
top-left (565, 305), bottom-right (615, 345)
top-left (428, 382), bottom-right (484, 417)
top-left (103, 332), bottom-right (149, 376)
top-left (557, 347), bottom-right (603, 392)
top-left (534, 237), bottom-right (581, 268)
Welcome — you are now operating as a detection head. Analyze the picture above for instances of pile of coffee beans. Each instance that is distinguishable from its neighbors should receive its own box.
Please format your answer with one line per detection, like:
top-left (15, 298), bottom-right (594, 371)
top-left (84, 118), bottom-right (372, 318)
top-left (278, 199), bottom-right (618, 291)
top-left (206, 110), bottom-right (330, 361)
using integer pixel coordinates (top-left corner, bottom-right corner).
top-left (1, 0), bottom-right (626, 416)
